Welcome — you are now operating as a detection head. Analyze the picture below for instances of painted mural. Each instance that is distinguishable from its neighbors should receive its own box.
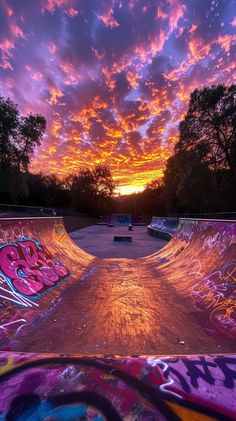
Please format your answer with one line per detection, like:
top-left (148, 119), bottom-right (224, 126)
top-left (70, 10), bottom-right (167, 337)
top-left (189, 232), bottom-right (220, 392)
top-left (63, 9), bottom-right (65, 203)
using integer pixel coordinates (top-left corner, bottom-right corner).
top-left (0, 352), bottom-right (236, 420)
top-left (192, 259), bottom-right (236, 336)
top-left (149, 216), bottom-right (179, 235)
top-left (0, 238), bottom-right (69, 297)
top-left (0, 217), bottom-right (93, 349)
top-left (146, 219), bottom-right (236, 338)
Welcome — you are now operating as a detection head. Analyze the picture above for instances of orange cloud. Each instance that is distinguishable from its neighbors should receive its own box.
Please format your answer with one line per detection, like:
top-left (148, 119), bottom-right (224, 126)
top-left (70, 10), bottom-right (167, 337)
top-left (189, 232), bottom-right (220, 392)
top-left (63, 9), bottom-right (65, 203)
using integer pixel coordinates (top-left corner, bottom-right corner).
top-left (218, 34), bottom-right (236, 54)
top-left (99, 5), bottom-right (119, 28)
top-left (0, 38), bottom-right (14, 53)
top-left (10, 23), bottom-right (24, 38)
top-left (48, 85), bottom-right (64, 105)
top-left (65, 8), bottom-right (79, 17)
top-left (157, 2), bottom-right (168, 20)
top-left (188, 37), bottom-right (211, 63)
top-left (168, 0), bottom-right (186, 33)
top-left (50, 119), bottom-right (62, 137)
top-left (0, 38), bottom-right (14, 70)
top-left (126, 69), bottom-right (139, 89)
top-left (42, 0), bottom-right (73, 14)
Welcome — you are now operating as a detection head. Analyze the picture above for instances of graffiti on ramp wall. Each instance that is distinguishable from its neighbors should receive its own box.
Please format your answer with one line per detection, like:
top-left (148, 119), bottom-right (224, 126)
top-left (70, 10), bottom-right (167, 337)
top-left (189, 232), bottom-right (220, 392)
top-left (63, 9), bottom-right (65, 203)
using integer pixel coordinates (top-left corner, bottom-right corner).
top-left (192, 259), bottom-right (236, 335)
top-left (0, 220), bottom-right (71, 345)
top-left (0, 237), bottom-right (69, 297)
top-left (0, 352), bottom-right (236, 420)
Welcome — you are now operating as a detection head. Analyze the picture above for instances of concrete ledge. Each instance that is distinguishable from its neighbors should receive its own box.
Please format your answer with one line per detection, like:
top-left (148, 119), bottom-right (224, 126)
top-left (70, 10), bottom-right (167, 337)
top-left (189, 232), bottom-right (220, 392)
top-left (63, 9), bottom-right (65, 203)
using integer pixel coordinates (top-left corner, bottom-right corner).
top-left (114, 235), bottom-right (132, 242)
top-left (147, 226), bottom-right (172, 241)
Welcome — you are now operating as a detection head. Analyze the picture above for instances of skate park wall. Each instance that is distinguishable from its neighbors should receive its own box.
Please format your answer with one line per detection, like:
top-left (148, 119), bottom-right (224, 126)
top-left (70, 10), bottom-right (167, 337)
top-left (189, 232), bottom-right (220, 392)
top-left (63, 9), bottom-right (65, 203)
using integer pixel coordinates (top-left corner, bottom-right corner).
top-left (111, 213), bottom-right (132, 225)
top-left (148, 216), bottom-right (179, 240)
top-left (146, 218), bottom-right (236, 339)
top-left (0, 217), bottom-right (94, 350)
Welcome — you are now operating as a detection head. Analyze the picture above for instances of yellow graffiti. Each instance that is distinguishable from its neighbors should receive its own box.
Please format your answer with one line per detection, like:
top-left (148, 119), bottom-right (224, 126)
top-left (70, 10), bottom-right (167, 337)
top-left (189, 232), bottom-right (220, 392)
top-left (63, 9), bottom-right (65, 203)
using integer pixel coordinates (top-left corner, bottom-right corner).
top-left (167, 400), bottom-right (218, 421)
top-left (210, 299), bottom-right (236, 323)
top-left (221, 266), bottom-right (236, 283)
top-left (53, 223), bottom-right (65, 241)
top-left (0, 356), bottom-right (15, 375)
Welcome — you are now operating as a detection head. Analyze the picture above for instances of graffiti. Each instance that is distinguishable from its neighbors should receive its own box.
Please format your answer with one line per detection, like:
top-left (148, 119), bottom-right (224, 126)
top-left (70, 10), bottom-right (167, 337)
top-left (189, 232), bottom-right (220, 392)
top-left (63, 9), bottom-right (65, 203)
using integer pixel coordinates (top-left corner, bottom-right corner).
top-left (0, 274), bottom-right (38, 307)
top-left (176, 219), bottom-right (198, 243)
top-left (53, 222), bottom-right (66, 241)
top-left (111, 214), bottom-right (131, 226)
top-left (202, 231), bottom-right (227, 255)
top-left (192, 260), bottom-right (236, 333)
top-left (0, 353), bottom-right (235, 420)
top-left (6, 394), bottom-right (109, 421)
top-left (198, 222), bottom-right (236, 256)
top-left (0, 318), bottom-right (28, 336)
top-left (164, 356), bottom-right (236, 392)
top-left (150, 217), bottom-right (178, 234)
top-left (0, 218), bottom-right (76, 347)
top-left (0, 224), bottom-right (31, 244)
top-left (0, 238), bottom-right (69, 297)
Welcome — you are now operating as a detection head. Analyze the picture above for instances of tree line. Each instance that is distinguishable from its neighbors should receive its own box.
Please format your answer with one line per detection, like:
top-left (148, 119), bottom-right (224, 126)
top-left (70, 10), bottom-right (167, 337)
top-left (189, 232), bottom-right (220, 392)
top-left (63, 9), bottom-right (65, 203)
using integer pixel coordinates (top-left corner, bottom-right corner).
top-left (120, 83), bottom-right (236, 217)
top-left (0, 83), bottom-right (235, 217)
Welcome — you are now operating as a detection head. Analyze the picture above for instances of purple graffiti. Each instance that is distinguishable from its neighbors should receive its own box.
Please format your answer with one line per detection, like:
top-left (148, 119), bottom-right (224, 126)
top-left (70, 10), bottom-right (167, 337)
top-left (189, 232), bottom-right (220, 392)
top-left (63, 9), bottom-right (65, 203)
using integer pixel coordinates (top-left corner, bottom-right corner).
top-left (1, 353), bottom-right (236, 420)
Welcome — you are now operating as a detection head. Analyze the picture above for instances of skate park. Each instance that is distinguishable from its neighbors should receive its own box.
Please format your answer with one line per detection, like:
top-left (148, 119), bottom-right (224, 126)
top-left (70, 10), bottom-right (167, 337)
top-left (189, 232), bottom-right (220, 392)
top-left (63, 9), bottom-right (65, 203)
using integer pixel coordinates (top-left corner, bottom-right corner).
top-left (0, 213), bottom-right (236, 420)
top-left (0, 0), bottom-right (236, 417)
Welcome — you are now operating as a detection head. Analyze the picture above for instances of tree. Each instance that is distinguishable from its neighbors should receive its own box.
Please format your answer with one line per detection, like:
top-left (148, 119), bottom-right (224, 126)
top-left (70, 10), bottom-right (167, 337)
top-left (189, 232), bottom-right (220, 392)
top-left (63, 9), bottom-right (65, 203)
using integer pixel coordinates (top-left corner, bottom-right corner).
top-left (0, 96), bottom-right (46, 202)
top-left (70, 165), bottom-right (117, 215)
top-left (163, 150), bottom-right (217, 213)
top-left (140, 179), bottom-right (165, 216)
top-left (0, 97), bottom-right (46, 171)
top-left (0, 167), bottom-right (28, 203)
top-left (162, 145), bottom-right (236, 215)
top-left (24, 173), bottom-right (69, 208)
top-left (176, 84), bottom-right (236, 186)
top-left (18, 114), bottom-right (47, 170)
top-left (0, 97), bottom-right (18, 170)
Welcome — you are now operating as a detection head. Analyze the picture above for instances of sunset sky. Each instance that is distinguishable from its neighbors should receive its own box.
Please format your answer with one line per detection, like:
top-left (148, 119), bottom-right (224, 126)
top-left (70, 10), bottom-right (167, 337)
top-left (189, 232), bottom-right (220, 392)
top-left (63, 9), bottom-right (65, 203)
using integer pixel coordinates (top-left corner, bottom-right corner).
top-left (0, 0), bottom-right (235, 194)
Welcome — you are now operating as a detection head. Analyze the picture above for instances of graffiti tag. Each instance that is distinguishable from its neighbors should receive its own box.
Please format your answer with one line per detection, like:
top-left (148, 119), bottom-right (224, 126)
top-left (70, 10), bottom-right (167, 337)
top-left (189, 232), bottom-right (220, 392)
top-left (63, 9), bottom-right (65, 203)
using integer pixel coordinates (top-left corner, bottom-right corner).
top-left (0, 238), bottom-right (69, 297)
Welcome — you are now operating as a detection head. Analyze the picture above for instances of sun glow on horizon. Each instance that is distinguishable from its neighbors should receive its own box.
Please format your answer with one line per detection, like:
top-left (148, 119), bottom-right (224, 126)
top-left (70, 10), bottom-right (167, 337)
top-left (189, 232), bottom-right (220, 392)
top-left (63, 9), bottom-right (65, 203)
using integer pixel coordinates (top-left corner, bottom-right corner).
top-left (115, 184), bottom-right (145, 196)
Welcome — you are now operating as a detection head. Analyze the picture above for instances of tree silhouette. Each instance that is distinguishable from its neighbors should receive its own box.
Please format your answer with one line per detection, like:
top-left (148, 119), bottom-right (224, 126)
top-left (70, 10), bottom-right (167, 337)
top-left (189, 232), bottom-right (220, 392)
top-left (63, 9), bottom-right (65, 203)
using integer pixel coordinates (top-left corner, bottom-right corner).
top-left (0, 96), bottom-right (46, 202)
top-left (69, 165), bottom-right (117, 215)
top-left (176, 84), bottom-right (236, 186)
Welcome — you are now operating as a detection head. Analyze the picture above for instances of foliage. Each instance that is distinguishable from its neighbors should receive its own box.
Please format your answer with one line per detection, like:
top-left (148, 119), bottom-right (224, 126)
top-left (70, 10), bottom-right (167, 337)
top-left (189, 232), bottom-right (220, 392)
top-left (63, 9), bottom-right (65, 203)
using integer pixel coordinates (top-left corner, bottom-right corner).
top-left (0, 96), bottom-right (46, 203)
top-left (163, 150), bottom-right (216, 213)
top-left (24, 173), bottom-right (69, 208)
top-left (162, 84), bottom-right (236, 214)
top-left (177, 84), bottom-right (236, 184)
top-left (0, 96), bottom-right (46, 171)
top-left (0, 168), bottom-right (28, 203)
top-left (69, 165), bottom-right (117, 215)
top-left (128, 84), bottom-right (236, 217)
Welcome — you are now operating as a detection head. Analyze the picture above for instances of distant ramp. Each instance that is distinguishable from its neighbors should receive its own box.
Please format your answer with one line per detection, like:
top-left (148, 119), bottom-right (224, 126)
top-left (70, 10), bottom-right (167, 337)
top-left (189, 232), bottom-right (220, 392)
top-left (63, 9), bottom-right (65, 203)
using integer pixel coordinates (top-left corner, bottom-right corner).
top-left (111, 213), bottom-right (131, 225)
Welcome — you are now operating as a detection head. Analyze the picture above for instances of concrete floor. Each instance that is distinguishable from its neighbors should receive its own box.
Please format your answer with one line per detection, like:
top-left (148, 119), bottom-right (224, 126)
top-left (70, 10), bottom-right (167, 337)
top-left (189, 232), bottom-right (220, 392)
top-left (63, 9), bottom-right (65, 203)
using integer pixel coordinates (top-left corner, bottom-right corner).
top-left (70, 224), bottom-right (168, 258)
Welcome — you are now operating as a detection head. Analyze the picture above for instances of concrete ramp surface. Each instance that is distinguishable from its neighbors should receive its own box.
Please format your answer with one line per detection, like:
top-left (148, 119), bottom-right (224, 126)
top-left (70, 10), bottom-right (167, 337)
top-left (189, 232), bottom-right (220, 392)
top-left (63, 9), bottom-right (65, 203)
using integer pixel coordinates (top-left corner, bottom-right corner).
top-left (0, 216), bottom-right (236, 419)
